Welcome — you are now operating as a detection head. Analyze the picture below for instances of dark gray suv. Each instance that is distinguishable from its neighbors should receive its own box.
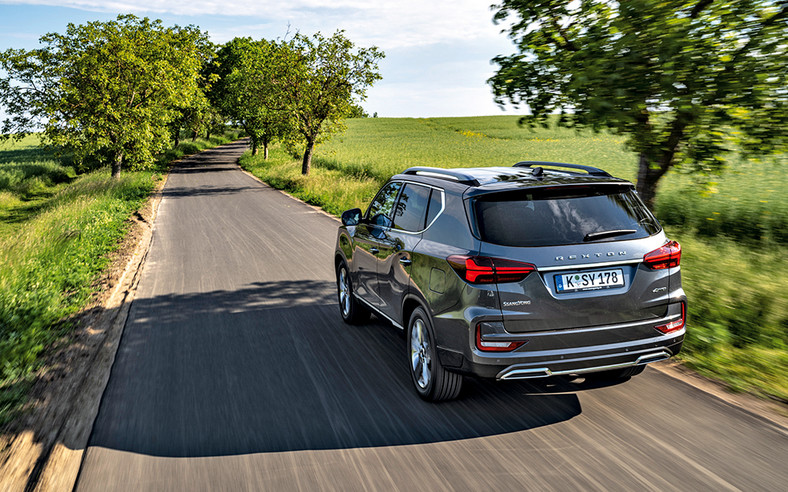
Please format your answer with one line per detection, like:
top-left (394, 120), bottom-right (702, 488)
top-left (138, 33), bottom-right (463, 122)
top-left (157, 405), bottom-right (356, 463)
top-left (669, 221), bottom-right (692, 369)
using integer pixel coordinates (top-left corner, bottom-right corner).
top-left (334, 162), bottom-right (685, 401)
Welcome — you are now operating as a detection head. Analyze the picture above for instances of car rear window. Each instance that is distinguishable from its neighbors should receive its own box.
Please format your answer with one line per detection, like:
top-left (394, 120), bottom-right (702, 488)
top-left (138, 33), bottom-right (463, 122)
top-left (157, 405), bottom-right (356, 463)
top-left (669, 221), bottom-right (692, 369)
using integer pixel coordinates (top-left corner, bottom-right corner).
top-left (474, 186), bottom-right (660, 247)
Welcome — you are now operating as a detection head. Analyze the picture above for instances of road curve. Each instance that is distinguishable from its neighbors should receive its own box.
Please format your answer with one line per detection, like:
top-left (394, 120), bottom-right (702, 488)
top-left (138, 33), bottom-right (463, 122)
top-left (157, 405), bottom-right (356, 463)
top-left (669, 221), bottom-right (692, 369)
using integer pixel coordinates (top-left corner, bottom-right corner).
top-left (76, 140), bottom-right (787, 491)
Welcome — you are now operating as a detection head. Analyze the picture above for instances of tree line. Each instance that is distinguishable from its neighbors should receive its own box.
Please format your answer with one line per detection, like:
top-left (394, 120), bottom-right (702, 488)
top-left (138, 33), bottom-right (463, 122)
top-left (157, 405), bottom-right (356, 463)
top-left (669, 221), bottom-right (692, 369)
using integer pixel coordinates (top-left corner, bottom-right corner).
top-left (0, 15), bottom-right (384, 178)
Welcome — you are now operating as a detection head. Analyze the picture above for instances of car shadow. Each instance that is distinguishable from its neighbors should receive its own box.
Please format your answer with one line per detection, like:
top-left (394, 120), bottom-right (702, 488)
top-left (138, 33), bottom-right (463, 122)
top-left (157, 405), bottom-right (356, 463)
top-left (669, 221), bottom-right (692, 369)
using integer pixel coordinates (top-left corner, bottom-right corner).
top-left (87, 280), bottom-right (597, 458)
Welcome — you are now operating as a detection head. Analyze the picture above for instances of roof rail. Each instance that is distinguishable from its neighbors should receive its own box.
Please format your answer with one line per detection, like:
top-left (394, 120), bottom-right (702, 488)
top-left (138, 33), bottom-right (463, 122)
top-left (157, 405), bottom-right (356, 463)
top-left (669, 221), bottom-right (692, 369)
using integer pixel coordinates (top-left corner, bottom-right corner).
top-left (402, 167), bottom-right (480, 186)
top-left (514, 161), bottom-right (611, 177)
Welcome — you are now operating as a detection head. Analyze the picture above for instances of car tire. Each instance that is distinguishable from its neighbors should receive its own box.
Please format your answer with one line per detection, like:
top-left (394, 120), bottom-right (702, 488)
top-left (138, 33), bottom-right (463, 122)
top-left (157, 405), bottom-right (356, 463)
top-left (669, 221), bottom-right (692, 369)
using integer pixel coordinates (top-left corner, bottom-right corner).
top-left (407, 307), bottom-right (462, 401)
top-left (337, 261), bottom-right (368, 324)
top-left (589, 364), bottom-right (645, 381)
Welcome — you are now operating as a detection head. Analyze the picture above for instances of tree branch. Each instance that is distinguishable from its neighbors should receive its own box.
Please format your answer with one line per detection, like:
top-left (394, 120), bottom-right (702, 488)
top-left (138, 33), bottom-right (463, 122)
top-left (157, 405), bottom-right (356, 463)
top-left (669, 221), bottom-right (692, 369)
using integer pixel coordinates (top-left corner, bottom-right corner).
top-left (690, 0), bottom-right (714, 18)
top-left (549, 16), bottom-right (579, 52)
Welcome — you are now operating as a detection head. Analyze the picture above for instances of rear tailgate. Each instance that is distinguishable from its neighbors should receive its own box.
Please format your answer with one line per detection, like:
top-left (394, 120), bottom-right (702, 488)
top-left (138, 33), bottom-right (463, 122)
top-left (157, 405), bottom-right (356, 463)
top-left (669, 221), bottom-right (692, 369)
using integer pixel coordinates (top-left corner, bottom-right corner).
top-left (481, 237), bottom-right (672, 334)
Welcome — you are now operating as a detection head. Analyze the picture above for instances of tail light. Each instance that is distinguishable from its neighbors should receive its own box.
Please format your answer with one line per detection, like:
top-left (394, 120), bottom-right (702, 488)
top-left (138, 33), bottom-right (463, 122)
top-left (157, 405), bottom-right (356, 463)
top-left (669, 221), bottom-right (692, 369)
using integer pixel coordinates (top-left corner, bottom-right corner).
top-left (476, 325), bottom-right (526, 352)
top-left (447, 255), bottom-right (535, 284)
top-left (655, 302), bottom-right (686, 334)
top-left (643, 241), bottom-right (681, 270)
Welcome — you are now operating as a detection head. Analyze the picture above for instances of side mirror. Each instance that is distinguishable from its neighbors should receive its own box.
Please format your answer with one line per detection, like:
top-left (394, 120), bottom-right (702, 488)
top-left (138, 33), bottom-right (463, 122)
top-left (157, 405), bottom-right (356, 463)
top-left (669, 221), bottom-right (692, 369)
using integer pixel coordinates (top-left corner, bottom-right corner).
top-left (341, 208), bottom-right (362, 226)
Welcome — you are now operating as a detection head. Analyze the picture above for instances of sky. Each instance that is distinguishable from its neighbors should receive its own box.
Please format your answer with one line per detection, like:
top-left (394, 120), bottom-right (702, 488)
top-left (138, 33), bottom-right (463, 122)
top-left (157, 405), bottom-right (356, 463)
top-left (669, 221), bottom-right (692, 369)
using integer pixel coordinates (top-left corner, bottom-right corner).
top-left (0, 0), bottom-right (524, 118)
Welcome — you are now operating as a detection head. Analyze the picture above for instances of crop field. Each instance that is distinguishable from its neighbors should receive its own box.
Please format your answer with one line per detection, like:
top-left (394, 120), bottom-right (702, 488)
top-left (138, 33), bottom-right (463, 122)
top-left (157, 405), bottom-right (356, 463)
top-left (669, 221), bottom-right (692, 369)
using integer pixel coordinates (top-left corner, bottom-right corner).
top-left (241, 116), bottom-right (787, 401)
top-left (0, 132), bottom-right (240, 424)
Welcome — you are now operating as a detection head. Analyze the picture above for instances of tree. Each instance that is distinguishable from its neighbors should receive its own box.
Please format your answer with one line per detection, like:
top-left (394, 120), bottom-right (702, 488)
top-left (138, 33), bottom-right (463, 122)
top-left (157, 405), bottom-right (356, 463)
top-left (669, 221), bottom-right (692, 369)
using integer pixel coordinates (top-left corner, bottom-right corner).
top-left (0, 15), bottom-right (211, 178)
top-left (348, 103), bottom-right (369, 118)
top-left (208, 37), bottom-right (293, 159)
top-left (169, 89), bottom-right (215, 147)
top-left (488, 0), bottom-right (787, 209)
top-left (281, 31), bottom-right (384, 175)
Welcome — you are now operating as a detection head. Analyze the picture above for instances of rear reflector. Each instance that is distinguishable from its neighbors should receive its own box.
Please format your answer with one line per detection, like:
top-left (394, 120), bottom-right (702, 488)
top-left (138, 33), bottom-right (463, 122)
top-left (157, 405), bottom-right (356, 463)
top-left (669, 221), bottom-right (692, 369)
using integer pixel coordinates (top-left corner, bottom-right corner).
top-left (476, 326), bottom-right (526, 352)
top-left (447, 255), bottom-right (535, 284)
top-left (643, 241), bottom-right (681, 270)
top-left (655, 302), bottom-right (686, 334)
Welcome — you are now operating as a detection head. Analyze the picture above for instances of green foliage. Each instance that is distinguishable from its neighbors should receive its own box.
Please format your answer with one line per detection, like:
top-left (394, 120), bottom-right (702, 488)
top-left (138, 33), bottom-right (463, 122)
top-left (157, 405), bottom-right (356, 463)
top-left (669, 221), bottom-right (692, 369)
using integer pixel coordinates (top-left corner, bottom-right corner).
top-left (242, 116), bottom-right (787, 401)
top-left (348, 104), bottom-right (369, 118)
top-left (488, 1), bottom-right (788, 209)
top-left (208, 38), bottom-right (293, 158)
top-left (278, 31), bottom-right (384, 174)
top-left (654, 162), bottom-right (788, 245)
top-left (0, 170), bottom-right (156, 387)
top-left (0, 138), bottom-right (72, 194)
top-left (0, 161), bottom-right (73, 195)
top-left (0, 15), bottom-right (213, 177)
top-left (677, 232), bottom-right (787, 399)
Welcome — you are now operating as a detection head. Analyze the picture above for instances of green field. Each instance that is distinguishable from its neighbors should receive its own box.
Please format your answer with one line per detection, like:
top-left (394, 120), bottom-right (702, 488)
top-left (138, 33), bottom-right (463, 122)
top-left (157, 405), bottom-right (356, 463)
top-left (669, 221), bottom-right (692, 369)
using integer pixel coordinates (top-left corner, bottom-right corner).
top-left (240, 116), bottom-right (788, 402)
top-left (0, 132), bottom-right (240, 425)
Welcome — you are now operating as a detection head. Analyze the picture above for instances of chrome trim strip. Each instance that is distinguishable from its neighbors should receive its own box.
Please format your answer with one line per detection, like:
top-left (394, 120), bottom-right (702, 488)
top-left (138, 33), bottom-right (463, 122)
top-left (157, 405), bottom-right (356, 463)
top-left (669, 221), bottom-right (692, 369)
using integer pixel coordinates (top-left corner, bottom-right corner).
top-left (353, 293), bottom-right (404, 330)
top-left (396, 180), bottom-right (445, 192)
top-left (496, 350), bottom-right (671, 380)
top-left (538, 259), bottom-right (642, 272)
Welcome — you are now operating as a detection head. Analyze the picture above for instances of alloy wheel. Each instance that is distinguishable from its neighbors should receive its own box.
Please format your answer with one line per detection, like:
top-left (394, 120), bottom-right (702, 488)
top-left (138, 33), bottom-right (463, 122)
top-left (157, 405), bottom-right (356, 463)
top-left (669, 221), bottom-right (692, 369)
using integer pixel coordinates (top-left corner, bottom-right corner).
top-left (410, 318), bottom-right (431, 389)
top-left (338, 266), bottom-right (351, 318)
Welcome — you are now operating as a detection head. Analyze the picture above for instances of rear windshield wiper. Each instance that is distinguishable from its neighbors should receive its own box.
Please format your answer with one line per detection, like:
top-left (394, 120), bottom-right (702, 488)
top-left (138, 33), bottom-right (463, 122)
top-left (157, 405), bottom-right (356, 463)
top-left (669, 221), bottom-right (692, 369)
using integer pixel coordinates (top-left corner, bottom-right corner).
top-left (583, 229), bottom-right (637, 242)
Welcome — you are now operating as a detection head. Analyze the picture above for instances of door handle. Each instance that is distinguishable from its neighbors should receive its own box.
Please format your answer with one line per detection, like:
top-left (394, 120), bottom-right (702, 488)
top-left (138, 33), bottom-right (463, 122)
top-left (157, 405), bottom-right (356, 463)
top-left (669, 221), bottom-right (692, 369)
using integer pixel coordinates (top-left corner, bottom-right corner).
top-left (370, 247), bottom-right (379, 254)
top-left (399, 258), bottom-right (412, 266)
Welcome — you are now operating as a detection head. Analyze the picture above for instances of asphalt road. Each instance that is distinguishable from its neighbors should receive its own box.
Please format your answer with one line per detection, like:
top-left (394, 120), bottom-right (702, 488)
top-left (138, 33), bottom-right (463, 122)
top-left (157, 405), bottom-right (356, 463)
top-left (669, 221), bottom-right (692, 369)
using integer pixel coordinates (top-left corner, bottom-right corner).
top-left (76, 140), bottom-right (788, 491)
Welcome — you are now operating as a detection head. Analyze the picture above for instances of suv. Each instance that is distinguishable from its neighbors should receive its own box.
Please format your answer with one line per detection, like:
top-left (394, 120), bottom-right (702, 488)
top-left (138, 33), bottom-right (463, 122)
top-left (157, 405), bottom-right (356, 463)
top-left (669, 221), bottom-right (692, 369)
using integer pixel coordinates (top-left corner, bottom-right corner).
top-left (334, 162), bottom-right (685, 401)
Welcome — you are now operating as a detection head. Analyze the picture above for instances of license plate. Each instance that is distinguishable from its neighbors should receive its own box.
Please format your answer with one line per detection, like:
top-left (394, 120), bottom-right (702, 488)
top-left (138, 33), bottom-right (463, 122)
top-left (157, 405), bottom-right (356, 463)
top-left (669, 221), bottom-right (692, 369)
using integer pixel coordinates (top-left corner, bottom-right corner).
top-left (555, 268), bottom-right (624, 293)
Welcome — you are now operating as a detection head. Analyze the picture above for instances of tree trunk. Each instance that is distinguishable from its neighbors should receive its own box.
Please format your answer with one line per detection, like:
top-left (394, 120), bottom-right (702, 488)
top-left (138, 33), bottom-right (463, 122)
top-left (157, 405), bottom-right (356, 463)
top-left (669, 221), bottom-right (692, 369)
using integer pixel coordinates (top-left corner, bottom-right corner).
top-left (635, 153), bottom-right (663, 212)
top-left (302, 137), bottom-right (315, 175)
top-left (251, 136), bottom-right (258, 156)
top-left (263, 135), bottom-right (269, 160)
top-left (174, 131), bottom-right (180, 148)
top-left (191, 130), bottom-right (198, 142)
top-left (111, 151), bottom-right (123, 179)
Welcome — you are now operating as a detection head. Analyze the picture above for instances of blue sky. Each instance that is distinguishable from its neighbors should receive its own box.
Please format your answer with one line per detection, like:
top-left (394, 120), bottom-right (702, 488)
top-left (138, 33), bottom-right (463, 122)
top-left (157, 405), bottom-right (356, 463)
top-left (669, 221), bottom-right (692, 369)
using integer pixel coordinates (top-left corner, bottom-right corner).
top-left (0, 1), bottom-right (523, 118)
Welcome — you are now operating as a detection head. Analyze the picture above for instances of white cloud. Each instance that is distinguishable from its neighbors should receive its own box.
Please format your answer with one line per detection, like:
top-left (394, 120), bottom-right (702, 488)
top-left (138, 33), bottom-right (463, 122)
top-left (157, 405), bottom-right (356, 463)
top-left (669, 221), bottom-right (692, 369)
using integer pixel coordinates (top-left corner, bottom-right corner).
top-left (0, 0), bottom-right (521, 117)
top-left (1, 1), bottom-right (505, 50)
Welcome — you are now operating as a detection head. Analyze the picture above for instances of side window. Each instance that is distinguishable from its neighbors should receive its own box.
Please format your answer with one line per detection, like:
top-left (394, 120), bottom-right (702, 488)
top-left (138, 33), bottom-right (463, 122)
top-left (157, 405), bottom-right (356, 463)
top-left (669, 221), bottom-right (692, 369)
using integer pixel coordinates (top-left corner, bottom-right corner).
top-left (424, 188), bottom-right (444, 227)
top-left (392, 184), bottom-right (432, 232)
top-left (366, 182), bottom-right (402, 228)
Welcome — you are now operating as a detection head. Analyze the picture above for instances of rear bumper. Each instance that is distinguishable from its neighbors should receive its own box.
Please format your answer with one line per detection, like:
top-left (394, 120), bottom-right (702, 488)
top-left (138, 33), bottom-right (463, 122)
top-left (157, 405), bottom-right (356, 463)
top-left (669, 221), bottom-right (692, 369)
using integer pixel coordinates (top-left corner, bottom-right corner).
top-left (434, 302), bottom-right (686, 380)
top-left (494, 339), bottom-right (682, 380)
top-left (441, 331), bottom-right (684, 380)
